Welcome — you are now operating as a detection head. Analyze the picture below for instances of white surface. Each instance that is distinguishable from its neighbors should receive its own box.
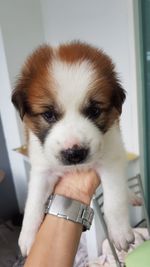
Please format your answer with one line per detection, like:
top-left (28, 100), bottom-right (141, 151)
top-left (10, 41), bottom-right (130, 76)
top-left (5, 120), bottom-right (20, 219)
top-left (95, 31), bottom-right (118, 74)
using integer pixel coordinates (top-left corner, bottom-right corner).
top-left (0, 0), bottom-right (44, 86)
top-left (0, 29), bottom-right (27, 212)
top-left (40, 0), bottom-right (139, 154)
top-left (0, 0), bottom-right (44, 143)
top-left (0, 0), bottom-right (45, 211)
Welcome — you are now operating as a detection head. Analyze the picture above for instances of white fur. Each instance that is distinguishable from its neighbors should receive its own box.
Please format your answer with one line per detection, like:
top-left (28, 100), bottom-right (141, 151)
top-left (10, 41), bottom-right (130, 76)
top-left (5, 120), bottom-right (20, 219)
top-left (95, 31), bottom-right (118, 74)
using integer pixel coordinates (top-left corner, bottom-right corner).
top-left (51, 59), bottom-right (97, 109)
top-left (19, 60), bottom-right (134, 256)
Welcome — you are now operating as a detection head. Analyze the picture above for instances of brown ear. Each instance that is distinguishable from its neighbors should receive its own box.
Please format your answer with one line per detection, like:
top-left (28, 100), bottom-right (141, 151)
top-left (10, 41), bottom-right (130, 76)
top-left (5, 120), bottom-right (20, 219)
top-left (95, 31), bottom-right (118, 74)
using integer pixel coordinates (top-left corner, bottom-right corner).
top-left (12, 45), bottom-right (52, 120)
top-left (11, 86), bottom-right (27, 120)
top-left (112, 83), bottom-right (126, 114)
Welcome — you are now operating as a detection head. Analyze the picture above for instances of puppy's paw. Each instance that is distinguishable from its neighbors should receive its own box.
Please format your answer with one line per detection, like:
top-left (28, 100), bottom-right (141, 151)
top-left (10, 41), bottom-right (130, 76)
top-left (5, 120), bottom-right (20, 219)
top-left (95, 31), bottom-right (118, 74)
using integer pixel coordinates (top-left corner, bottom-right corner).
top-left (108, 225), bottom-right (134, 251)
top-left (19, 229), bottom-right (36, 256)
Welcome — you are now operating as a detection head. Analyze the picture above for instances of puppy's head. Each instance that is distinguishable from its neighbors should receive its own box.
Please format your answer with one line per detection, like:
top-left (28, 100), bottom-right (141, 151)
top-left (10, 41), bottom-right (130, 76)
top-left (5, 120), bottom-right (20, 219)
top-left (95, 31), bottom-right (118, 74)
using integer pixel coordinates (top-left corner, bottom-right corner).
top-left (12, 42), bottom-right (125, 168)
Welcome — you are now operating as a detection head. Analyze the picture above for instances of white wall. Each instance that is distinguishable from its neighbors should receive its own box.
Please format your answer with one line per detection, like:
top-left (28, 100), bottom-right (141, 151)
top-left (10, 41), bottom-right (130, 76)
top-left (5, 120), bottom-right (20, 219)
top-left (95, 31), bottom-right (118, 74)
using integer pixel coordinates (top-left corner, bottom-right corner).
top-left (0, 0), bottom-right (44, 86)
top-left (0, 0), bottom-right (45, 211)
top-left (41, 0), bottom-right (139, 154)
top-left (0, 0), bottom-right (45, 143)
top-left (0, 29), bottom-right (27, 212)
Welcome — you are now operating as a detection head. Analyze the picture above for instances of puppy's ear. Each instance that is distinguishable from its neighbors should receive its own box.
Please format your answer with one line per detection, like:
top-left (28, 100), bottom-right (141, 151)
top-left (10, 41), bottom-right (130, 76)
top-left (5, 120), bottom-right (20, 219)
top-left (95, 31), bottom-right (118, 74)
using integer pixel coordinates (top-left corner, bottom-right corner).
top-left (12, 85), bottom-right (27, 120)
top-left (112, 83), bottom-right (126, 114)
top-left (12, 56), bottom-right (32, 120)
top-left (12, 45), bottom-right (53, 120)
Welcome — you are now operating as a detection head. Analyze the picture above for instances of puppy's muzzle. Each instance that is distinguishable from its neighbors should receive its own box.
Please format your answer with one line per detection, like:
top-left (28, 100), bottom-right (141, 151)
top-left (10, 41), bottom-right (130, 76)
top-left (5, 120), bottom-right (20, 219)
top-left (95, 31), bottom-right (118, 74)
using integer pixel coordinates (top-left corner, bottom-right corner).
top-left (61, 145), bottom-right (89, 165)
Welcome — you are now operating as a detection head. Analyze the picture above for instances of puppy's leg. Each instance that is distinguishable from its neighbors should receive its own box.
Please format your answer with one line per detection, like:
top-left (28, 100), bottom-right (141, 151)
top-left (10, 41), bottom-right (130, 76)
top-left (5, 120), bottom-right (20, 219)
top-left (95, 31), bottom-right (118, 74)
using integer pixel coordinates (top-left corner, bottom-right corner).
top-left (19, 169), bottom-right (58, 256)
top-left (99, 159), bottom-right (134, 251)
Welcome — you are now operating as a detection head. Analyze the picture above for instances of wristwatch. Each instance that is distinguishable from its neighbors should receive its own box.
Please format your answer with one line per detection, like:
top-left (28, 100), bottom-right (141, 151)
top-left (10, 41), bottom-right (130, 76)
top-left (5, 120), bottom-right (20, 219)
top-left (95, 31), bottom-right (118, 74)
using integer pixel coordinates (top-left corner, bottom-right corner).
top-left (45, 194), bottom-right (94, 231)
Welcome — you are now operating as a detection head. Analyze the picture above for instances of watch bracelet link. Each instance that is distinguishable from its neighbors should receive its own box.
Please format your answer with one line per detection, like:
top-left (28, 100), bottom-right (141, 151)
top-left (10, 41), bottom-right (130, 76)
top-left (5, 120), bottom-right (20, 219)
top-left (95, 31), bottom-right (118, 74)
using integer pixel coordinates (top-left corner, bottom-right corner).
top-left (45, 194), bottom-right (94, 231)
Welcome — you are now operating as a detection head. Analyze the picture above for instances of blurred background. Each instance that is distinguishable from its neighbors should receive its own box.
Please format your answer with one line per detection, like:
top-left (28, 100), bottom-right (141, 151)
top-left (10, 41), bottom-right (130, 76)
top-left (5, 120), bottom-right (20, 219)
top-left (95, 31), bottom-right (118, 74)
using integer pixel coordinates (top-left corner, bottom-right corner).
top-left (0, 0), bottom-right (150, 264)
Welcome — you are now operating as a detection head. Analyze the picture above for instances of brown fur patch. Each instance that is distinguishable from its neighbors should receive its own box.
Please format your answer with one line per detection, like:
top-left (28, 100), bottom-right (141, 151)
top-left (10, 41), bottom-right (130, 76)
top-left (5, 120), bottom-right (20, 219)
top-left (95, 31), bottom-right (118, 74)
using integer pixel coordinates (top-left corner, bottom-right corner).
top-left (12, 45), bottom-right (54, 116)
top-left (57, 41), bottom-right (114, 76)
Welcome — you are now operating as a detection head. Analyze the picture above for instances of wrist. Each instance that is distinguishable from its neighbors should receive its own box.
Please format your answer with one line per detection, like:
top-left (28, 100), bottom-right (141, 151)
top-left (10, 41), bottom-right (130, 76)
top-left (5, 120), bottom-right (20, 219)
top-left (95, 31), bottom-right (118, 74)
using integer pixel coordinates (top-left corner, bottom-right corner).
top-left (45, 194), bottom-right (94, 231)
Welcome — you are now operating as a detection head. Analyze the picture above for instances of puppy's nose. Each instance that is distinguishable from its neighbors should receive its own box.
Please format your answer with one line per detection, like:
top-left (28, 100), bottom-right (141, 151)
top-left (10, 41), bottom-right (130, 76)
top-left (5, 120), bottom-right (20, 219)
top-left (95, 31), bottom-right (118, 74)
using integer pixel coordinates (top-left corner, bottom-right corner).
top-left (61, 145), bottom-right (89, 165)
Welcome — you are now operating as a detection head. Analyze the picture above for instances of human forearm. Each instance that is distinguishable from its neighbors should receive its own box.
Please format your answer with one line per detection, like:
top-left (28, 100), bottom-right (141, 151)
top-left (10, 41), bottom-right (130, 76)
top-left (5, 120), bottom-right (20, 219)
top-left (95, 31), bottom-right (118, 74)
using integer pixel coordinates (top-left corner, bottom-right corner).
top-left (24, 213), bottom-right (82, 267)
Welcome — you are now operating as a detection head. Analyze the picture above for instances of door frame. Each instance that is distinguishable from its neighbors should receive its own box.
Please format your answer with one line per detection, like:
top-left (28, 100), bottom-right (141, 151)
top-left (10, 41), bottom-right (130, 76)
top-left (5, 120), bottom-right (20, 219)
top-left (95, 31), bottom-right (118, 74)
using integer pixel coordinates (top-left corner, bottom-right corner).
top-left (138, 0), bottom-right (150, 215)
top-left (131, 0), bottom-right (150, 214)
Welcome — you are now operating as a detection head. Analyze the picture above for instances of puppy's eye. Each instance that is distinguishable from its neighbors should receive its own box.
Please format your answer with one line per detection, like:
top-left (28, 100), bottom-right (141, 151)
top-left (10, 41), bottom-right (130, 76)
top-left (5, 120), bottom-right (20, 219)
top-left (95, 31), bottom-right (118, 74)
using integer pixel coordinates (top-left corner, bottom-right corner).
top-left (86, 106), bottom-right (101, 119)
top-left (42, 110), bottom-right (57, 123)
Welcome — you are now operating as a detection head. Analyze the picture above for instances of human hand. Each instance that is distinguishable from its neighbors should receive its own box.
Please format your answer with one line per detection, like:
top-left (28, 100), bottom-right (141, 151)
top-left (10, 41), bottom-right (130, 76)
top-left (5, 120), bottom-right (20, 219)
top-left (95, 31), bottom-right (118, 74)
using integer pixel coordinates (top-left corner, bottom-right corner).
top-left (54, 170), bottom-right (100, 205)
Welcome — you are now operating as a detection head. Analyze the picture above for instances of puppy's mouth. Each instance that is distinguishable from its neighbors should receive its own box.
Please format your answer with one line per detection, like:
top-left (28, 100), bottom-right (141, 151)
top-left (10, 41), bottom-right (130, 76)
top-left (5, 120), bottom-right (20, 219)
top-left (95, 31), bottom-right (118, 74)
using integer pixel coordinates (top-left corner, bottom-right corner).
top-left (53, 150), bottom-right (100, 173)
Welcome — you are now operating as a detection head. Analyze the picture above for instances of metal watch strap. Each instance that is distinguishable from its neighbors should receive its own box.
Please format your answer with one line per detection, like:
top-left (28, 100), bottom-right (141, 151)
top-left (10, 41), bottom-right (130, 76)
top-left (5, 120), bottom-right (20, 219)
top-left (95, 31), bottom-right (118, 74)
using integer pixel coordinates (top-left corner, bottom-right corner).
top-left (45, 194), bottom-right (94, 231)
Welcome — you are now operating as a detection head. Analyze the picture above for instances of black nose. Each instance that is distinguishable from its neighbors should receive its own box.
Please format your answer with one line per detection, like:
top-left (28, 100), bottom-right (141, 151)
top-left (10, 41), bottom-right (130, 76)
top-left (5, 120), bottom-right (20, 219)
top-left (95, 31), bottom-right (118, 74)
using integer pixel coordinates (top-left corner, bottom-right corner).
top-left (61, 146), bottom-right (89, 165)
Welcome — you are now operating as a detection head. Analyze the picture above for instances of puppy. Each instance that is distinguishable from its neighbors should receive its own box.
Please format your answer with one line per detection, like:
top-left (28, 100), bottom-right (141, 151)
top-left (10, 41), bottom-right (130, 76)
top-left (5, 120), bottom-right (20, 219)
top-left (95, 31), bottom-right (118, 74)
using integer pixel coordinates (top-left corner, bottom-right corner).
top-left (12, 41), bottom-right (134, 256)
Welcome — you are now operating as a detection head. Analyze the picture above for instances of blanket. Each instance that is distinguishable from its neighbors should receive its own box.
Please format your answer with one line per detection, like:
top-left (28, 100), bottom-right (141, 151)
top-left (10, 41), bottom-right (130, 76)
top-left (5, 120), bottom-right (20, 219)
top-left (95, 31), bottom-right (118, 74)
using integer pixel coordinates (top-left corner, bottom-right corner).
top-left (88, 228), bottom-right (150, 267)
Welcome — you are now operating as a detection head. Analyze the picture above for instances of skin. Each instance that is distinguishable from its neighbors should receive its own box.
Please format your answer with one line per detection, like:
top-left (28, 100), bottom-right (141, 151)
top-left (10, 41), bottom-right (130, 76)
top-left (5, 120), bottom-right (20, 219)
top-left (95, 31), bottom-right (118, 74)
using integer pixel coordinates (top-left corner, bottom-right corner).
top-left (24, 170), bottom-right (100, 267)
